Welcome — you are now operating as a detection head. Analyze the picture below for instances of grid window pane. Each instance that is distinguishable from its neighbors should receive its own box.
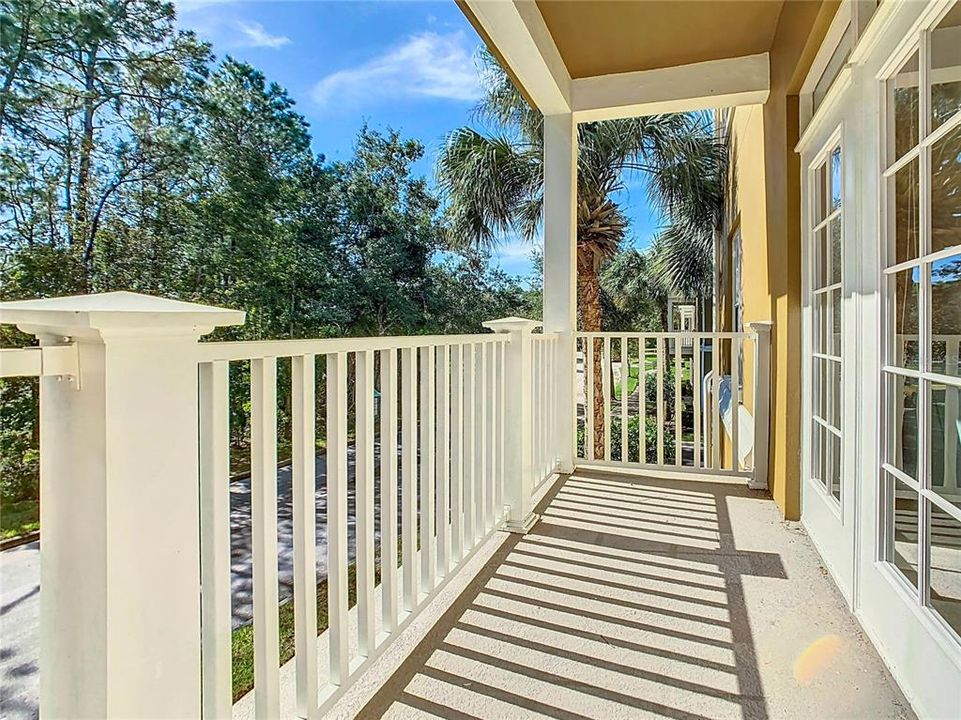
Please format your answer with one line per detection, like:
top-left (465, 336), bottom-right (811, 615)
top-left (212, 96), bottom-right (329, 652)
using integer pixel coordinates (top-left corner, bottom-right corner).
top-left (829, 429), bottom-right (841, 501)
top-left (812, 422), bottom-right (826, 487)
top-left (815, 227), bottom-right (829, 290)
top-left (931, 124), bottom-right (961, 256)
top-left (893, 51), bottom-right (920, 162)
top-left (814, 358), bottom-right (841, 428)
top-left (890, 267), bottom-right (920, 369)
top-left (888, 374), bottom-right (920, 479)
top-left (893, 159), bottom-right (921, 265)
top-left (931, 258), bottom-right (961, 379)
top-left (930, 502), bottom-right (961, 635)
top-left (830, 147), bottom-right (842, 211)
top-left (930, 383), bottom-right (961, 512)
top-left (931, 7), bottom-right (961, 133)
top-left (891, 477), bottom-right (920, 590)
top-left (814, 293), bottom-right (829, 354)
top-left (830, 217), bottom-right (842, 285)
top-left (816, 163), bottom-right (830, 223)
top-left (831, 287), bottom-right (841, 355)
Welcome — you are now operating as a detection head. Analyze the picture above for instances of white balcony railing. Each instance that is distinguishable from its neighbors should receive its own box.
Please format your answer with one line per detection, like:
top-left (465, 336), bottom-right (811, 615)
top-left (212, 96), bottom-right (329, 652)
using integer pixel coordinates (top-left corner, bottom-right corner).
top-left (0, 293), bottom-right (772, 718)
top-left (574, 325), bottom-right (772, 489)
top-left (0, 293), bottom-right (563, 719)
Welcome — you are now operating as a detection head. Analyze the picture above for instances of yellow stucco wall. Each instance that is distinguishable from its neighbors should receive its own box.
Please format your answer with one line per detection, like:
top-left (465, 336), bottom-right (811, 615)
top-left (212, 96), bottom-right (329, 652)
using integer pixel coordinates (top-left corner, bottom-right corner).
top-left (721, 1), bottom-right (838, 520)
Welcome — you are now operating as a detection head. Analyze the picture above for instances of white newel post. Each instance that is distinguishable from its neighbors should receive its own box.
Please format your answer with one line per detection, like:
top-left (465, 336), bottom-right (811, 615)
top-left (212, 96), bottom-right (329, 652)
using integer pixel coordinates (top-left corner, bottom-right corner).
top-left (483, 317), bottom-right (540, 533)
top-left (543, 112), bottom-right (577, 474)
top-left (0, 292), bottom-right (244, 719)
top-left (749, 321), bottom-right (773, 490)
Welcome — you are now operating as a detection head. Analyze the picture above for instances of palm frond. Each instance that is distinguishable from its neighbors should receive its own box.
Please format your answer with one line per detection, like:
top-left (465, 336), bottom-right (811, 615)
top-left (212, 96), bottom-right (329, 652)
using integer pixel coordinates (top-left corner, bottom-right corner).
top-left (436, 126), bottom-right (542, 250)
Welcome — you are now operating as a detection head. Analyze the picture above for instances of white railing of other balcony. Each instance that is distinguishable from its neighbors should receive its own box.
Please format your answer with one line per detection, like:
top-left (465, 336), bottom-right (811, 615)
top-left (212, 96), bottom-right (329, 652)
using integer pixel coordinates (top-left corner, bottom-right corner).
top-left (575, 325), bottom-right (772, 489)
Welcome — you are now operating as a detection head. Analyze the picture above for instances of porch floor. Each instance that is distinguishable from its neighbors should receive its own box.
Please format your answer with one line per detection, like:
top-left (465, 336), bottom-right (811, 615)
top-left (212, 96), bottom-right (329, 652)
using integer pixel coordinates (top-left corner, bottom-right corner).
top-left (357, 469), bottom-right (914, 720)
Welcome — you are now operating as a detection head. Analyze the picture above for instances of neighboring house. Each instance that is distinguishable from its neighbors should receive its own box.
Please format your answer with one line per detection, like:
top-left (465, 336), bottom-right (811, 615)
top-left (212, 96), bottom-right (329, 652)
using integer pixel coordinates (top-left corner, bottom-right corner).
top-left (1, 2), bottom-right (959, 719)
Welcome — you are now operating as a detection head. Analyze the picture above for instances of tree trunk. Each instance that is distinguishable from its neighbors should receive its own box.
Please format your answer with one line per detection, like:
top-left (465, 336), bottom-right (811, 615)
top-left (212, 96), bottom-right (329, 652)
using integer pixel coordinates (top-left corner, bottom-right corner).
top-left (577, 246), bottom-right (605, 459)
top-left (74, 47), bottom-right (98, 289)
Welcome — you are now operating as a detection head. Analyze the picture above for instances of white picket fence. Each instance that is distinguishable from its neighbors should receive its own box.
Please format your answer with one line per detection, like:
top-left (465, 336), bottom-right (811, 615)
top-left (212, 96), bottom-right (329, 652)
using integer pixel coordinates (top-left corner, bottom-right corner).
top-left (575, 325), bottom-right (772, 487)
top-left (0, 295), bottom-right (564, 719)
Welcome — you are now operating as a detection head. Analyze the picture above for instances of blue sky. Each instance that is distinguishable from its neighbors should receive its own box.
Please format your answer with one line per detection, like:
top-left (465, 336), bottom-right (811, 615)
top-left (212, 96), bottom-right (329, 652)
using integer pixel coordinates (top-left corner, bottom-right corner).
top-left (175, 0), bottom-right (663, 276)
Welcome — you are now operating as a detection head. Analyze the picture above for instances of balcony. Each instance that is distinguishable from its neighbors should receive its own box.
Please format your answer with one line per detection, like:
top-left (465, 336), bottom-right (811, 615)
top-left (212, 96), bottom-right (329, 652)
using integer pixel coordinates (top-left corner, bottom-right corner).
top-left (0, 292), bottom-right (908, 719)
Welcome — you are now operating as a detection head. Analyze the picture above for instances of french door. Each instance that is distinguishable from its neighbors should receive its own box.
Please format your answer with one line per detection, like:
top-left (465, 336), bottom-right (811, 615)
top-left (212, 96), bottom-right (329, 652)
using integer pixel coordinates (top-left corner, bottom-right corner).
top-left (802, 112), bottom-right (858, 600)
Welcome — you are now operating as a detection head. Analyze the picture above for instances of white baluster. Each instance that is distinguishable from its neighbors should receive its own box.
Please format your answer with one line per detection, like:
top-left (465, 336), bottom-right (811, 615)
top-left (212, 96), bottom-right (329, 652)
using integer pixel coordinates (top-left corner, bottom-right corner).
top-left (355, 350), bottom-right (375, 655)
top-left (419, 345), bottom-right (436, 592)
top-left (251, 357), bottom-right (280, 716)
top-left (400, 347), bottom-right (418, 611)
top-left (450, 345), bottom-right (464, 560)
top-left (435, 345), bottom-right (451, 577)
top-left (379, 349), bottom-right (398, 632)
top-left (291, 354), bottom-right (318, 716)
top-left (326, 352), bottom-right (348, 685)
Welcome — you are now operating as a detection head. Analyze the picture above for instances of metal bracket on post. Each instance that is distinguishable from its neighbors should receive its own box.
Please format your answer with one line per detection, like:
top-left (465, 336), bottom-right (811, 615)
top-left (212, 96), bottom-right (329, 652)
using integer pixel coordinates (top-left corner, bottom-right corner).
top-left (42, 343), bottom-right (80, 388)
top-left (0, 343), bottom-right (79, 388)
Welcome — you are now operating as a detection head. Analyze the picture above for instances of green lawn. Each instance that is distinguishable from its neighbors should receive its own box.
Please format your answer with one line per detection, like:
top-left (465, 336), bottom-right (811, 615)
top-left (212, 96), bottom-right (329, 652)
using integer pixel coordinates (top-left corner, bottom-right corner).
top-left (612, 364), bottom-right (640, 399)
top-left (231, 545), bottom-right (390, 701)
top-left (1, 499), bottom-right (39, 539)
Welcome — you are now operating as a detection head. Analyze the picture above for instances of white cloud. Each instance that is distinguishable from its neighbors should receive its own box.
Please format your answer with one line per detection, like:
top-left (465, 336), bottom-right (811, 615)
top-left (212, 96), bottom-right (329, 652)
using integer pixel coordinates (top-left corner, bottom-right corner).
top-left (495, 237), bottom-right (539, 260)
top-left (236, 21), bottom-right (290, 49)
top-left (312, 31), bottom-right (482, 108)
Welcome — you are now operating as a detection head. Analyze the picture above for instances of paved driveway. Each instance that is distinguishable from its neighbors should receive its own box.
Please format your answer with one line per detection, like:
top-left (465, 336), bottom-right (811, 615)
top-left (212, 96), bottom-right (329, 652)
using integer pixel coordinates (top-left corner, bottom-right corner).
top-left (0, 540), bottom-right (38, 720)
top-left (0, 442), bottom-right (397, 720)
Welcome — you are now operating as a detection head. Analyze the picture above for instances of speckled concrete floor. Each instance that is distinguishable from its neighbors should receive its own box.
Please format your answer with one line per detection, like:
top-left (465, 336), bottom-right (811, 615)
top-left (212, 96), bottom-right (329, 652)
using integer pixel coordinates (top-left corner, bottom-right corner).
top-left (356, 469), bottom-right (915, 720)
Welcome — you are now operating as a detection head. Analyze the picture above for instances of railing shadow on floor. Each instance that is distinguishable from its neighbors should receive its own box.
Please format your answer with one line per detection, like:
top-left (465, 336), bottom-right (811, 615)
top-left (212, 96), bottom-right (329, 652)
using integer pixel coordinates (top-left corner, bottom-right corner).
top-left (357, 470), bottom-right (787, 720)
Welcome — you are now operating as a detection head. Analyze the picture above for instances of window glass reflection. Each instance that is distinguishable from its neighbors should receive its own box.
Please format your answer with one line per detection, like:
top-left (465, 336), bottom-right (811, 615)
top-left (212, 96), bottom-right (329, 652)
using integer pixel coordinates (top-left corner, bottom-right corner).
top-left (931, 124), bottom-right (961, 256)
top-left (893, 51), bottom-right (920, 161)
top-left (893, 159), bottom-right (920, 265)
top-left (891, 268), bottom-right (920, 370)
top-left (930, 503), bottom-right (961, 635)
top-left (931, 7), bottom-right (961, 132)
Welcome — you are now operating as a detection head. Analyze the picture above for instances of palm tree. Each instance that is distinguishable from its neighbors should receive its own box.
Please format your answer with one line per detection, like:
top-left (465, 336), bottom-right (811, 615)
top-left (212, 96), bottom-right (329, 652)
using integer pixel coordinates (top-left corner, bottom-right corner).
top-left (601, 248), bottom-right (671, 331)
top-left (438, 49), bottom-right (725, 458)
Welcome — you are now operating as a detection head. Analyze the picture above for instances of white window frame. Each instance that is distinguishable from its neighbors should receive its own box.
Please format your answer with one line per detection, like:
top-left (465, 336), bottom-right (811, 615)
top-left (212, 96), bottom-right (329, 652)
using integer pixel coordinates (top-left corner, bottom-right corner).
top-left (877, 0), bottom-right (961, 645)
top-left (807, 127), bottom-right (846, 511)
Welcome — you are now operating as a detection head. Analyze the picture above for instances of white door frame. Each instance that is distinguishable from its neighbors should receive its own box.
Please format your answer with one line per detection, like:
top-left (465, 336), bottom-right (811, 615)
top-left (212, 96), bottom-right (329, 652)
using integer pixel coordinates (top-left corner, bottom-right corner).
top-left (800, 105), bottom-right (859, 604)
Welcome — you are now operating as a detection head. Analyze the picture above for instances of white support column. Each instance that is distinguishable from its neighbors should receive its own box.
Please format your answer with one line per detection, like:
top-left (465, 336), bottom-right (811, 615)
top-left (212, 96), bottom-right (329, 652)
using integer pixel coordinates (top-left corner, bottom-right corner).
top-left (750, 321), bottom-right (774, 490)
top-left (543, 112), bottom-right (577, 474)
top-left (0, 292), bottom-right (244, 719)
top-left (483, 317), bottom-right (541, 533)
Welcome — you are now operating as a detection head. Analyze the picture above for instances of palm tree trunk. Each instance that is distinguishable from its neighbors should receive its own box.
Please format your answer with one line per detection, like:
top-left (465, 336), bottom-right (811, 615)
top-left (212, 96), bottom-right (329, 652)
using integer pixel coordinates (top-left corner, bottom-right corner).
top-left (578, 247), bottom-right (605, 458)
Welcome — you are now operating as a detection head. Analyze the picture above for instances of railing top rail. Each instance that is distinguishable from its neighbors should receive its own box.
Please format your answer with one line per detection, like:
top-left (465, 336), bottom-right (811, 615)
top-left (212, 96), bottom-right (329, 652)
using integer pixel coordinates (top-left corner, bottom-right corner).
top-left (896, 334), bottom-right (961, 341)
top-left (532, 332), bottom-right (560, 341)
top-left (0, 345), bottom-right (78, 380)
top-left (196, 332), bottom-right (508, 363)
top-left (576, 331), bottom-right (755, 340)
top-left (0, 347), bottom-right (42, 377)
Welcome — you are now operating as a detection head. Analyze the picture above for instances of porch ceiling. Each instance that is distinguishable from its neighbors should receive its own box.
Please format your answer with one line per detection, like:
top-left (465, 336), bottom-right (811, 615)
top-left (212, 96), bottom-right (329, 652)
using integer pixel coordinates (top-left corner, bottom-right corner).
top-left (535, 0), bottom-right (785, 79)
top-left (458, 0), bottom-right (789, 119)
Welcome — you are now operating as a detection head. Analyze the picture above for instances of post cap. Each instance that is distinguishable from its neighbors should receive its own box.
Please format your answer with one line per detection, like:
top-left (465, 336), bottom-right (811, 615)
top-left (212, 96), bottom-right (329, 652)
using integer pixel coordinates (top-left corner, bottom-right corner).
top-left (0, 291), bottom-right (246, 339)
top-left (748, 320), bottom-right (774, 334)
top-left (482, 316), bottom-right (542, 333)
